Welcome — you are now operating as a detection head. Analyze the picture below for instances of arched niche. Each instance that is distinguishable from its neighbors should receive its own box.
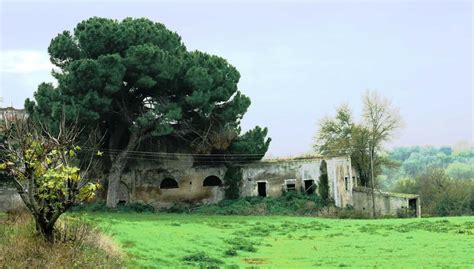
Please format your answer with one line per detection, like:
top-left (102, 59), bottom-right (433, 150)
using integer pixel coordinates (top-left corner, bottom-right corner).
top-left (203, 175), bottom-right (222, 187)
top-left (160, 177), bottom-right (179, 189)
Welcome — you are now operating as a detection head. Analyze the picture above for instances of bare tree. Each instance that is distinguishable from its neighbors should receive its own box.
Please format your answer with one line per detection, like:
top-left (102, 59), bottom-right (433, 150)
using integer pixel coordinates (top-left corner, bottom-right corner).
top-left (362, 90), bottom-right (402, 217)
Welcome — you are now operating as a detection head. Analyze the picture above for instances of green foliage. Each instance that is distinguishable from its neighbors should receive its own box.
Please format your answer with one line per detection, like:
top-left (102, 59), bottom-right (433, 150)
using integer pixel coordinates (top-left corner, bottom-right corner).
top-left (163, 191), bottom-right (325, 216)
top-left (315, 100), bottom-right (400, 187)
top-left (0, 121), bottom-right (12, 187)
top-left (71, 201), bottom-right (154, 213)
top-left (1, 142), bottom-right (99, 209)
top-left (182, 251), bottom-right (224, 268)
top-left (446, 162), bottom-right (474, 180)
top-left (318, 160), bottom-right (330, 203)
top-left (225, 237), bottom-right (258, 252)
top-left (26, 17), bottom-right (271, 207)
top-left (380, 146), bottom-right (474, 190)
top-left (227, 126), bottom-right (272, 161)
top-left (392, 167), bottom-right (473, 216)
top-left (223, 166), bottom-right (242, 199)
top-left (27, 17), bottom-right (270, 156)
top-left (0, 119), bottom-right (101, 241)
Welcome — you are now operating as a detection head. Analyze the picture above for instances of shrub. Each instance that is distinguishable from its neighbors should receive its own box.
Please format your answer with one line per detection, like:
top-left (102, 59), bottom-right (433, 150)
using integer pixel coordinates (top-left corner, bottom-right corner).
top-left (224, 248), bottom-right (238, 256)
top-left (224, 166), bottom-right (242, 199)
top-left (225, 237), bottom-right (258, 252)
top-left (163, 192), bottom-right (326, 216)
top-left (182, 251), bottom-right (223, 268)
top-left (71, 201), bottom-right (155, 213)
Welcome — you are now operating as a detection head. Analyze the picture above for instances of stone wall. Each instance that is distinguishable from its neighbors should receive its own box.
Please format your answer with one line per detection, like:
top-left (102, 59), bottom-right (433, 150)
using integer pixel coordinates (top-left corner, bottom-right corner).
top-left (326, 157), bottom-right (353, 207)
top-left (120, 156), bottom-right (227, 208)
top-left (122, 155), bottom-right (352, 208)
top-left (240, 156), bottom-right (353, 207)
top-left (120, 155), bottom-right (419, 217)
top-left (352, 186), bottom-right (421, 217)
top-left (0, 188), bottom-right (25, 212)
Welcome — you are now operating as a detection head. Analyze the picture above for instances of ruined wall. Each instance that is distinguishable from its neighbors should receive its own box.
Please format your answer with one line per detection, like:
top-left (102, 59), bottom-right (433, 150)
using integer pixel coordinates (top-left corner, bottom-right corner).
top-left (120, 155), bottom-right (419, 217)
top-left (240, 157), bottom-right (353, 206)
top-left (326, 157), bottom-right (353, 207)
top-left (121, 156), bottom-right (226, 208)
top-left (0, 188), bottom-right (25, 212)
top-left (121, 156), bottom-right (353, 208)
top-left (352, 187), bottom-right (421, 217)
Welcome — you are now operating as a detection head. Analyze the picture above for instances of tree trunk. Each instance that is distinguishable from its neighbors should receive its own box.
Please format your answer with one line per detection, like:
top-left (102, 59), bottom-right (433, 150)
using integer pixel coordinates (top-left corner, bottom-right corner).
top-left (105, 133), bottom-right (138, 208)
top-left (370, 149), bottom-right (376, 218)
top-left (35, 217), bottom-right (55, 242)
top-left (105, 160), bottom-right (126, 208)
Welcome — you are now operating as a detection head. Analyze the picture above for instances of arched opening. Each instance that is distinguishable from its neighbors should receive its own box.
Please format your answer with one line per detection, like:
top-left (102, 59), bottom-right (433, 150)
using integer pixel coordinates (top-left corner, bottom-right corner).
top-left (160, 178), bottom-right (179, 189)
top-left (203, 175), bottom-right (222, 187)
top-left (117, 182), bottom-right (129, 205)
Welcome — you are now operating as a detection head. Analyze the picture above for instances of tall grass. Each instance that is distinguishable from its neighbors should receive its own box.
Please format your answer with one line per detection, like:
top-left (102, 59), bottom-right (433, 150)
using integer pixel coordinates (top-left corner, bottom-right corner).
top-left (0, 210), bottom-right (123, 269)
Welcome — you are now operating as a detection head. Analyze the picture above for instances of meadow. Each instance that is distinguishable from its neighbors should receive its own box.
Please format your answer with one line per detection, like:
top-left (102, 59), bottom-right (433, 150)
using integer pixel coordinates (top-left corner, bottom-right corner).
top-left (84, 213), bottom-right (474, 268)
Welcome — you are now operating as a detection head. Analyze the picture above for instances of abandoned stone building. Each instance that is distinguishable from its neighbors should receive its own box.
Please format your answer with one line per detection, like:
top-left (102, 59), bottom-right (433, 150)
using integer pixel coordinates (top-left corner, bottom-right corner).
top-left (0, 154), bottom-right (421, 216)
top-left (115, 155), bottom-right (421, 217)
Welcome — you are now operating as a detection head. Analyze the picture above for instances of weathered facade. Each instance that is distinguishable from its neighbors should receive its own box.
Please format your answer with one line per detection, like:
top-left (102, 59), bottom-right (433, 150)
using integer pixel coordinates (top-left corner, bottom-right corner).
top-left (352, 186), bottom-right (421, 217)
top-left (0, 154), bottom-right (421, 217)
top-left (115, 155), bottom-right (353, 207)
top-left (118, 156), bottom-right (227, 208)
top-left (115, 155), bottom-right (420, 216)
top-left (240, 157), bottom-right (353, 207)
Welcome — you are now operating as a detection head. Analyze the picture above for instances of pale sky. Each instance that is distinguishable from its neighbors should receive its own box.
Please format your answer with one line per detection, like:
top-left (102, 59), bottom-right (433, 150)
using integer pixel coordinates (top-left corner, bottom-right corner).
top-left (0, 0), bottom-right (472, 156)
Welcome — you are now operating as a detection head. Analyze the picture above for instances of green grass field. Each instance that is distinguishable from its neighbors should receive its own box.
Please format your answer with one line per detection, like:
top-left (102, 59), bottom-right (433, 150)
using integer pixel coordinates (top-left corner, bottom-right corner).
top-left (84, 213), bottom-right (474, 268)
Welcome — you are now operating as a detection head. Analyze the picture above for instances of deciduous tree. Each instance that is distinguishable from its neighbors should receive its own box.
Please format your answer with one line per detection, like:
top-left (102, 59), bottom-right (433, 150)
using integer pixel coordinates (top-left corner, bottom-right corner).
top-left (314, 91), bottom-right (401, 216)
top-left (0, 117), bottom-right (100, 242)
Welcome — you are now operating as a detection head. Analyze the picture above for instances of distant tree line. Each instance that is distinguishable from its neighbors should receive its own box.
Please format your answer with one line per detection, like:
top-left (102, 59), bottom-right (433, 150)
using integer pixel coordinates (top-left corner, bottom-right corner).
top-left (382, 146), bottom-right (474, 216)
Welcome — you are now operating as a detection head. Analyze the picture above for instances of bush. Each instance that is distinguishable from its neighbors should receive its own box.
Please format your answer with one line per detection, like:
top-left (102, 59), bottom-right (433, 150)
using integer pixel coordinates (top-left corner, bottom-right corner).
top-left (182, 251), bottom-right (223, 268)
top-left (71, 201), bottom-right (155, 213)
top-left (166, 192), bottom-right (326, 216)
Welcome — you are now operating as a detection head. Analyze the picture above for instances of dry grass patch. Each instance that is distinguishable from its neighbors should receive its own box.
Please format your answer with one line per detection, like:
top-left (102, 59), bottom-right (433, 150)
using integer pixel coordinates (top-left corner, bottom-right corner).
top-left (0, 210), bottom-right (123, 269)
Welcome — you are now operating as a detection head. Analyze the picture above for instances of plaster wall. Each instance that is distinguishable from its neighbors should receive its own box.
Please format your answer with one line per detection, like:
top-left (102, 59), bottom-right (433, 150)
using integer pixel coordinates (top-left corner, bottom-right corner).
top-left (352, 187), bottom-right (421, 217)
top-left (240, 157), bottom-right (353, 206)
top-left (120, 156), bottom-right (227, 208)
top-left (0, 188), bottom-right (25, 212)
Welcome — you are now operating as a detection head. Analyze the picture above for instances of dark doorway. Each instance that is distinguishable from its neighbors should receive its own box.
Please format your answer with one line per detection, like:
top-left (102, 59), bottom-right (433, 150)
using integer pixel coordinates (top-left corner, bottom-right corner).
top-left (203, 175), bottom-right (222, 186)
top-left (304, 180), bottom-right (315, 194)
top-left (409, 198), bottom-right (417, 217)
top-left (257, 182), bottom-right (267, 197)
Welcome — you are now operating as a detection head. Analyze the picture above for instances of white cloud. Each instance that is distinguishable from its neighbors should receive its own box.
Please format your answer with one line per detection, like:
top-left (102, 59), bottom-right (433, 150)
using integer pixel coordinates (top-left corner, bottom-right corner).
top-left (0, 50), bottom-right (53, 74)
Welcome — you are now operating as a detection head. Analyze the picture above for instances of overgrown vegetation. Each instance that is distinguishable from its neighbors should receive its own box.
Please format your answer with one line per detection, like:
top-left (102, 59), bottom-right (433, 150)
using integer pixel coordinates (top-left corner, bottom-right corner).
top-left (0, 210), bottom-right (122, 268)
top-left (223, 166), bottom-right (242, 199)
top-left (318, 160), bottom-right (330, 204)
top-left (71, 201), bottom-right (155, 213)
top-left (163, 192), bottom-right (326, 216)
top-left (392, 168), bottom-right (473, 216)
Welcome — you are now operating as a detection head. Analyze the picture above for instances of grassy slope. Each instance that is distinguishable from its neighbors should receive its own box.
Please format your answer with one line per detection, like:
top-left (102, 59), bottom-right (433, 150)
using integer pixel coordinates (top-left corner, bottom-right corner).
top-left (85, 213), bottom-right (474, 268)
top-left (0, 212), bottom-right (123, 269)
